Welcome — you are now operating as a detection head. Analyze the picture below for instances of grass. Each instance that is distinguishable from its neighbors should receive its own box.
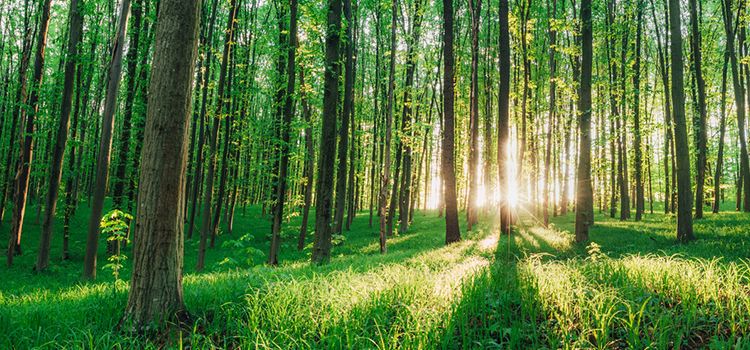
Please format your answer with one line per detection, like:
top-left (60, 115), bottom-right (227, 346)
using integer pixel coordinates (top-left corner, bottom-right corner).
top-left (2, 200), bottom-right (750, 348)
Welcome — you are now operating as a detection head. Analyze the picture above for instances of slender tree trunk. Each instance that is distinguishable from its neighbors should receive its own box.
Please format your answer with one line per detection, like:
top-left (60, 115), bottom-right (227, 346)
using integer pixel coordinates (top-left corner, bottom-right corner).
top-left (633, 0), bottom-right (645, 221)
top-left (269, 0), bottom-right (298, 265)
top-left (543, 0), bottom-right (557, 227)
top-left (668, 0), bottom-right (694, 242)
top-left (312, 0), bottom-right (343, 263)
top-left (83, 0), bottom-right (132, 279)
top-left (196, 0), bottom-right (240, 271)
top-left (466, 0), bottom-right (481, 230)
top-left (714, 53), bottom-right (729, 213)
top-left (298, 68), bottom-right (314, 251)
top-left (498, 0), bottom-right (511, 235)
top-left (333, 0), bottom-right (354, 235)
top-left (35, 0), bottom-right (84, 271)
top-left (574, 0), bottom-right (593, 243)
top-left (442, 0), bottom-right (461, 245)
top-left (689, 0), bottom-right (707, 219)
top-left (7, 0), bottom-right (52, 266)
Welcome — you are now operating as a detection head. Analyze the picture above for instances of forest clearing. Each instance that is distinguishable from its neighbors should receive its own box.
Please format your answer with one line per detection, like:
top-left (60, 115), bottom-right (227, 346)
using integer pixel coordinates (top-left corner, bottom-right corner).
top-left (1, 0), bottom-right (750, 347)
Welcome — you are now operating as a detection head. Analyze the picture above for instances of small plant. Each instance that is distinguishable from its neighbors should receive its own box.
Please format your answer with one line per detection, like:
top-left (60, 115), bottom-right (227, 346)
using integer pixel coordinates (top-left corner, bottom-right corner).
top-left (100, 209), bottom-right (133, 286)
top-left (586, 241), bottom-right (606, 261)
top-left (219, 233), bottom-right (266, 268)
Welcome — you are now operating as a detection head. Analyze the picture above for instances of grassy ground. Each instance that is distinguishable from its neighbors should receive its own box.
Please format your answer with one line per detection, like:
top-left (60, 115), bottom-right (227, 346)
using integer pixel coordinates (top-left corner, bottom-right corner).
top-left (1, 200), bottom-right (750, 348)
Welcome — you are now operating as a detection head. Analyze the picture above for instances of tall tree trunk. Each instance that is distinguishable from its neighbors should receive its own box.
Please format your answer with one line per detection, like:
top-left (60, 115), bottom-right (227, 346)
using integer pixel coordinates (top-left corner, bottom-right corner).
top-left (269, 0), bottom-right (298, 265)
top-left (196, 0), bottom-right (240, 271)
top-left (333, 0), bottom-right (354, 235)
top-left (298, 68), bottom-right (314, 251)
top-left (122, 0), bottom-right (201, 328)
top-left (312, 0), bottom-right (343, 263)
top-left (668, 0), bottom-right (694, 242)
top-left (112, 0), bottom-right (144, 210)
top-left (7, 0), bottom-right (52, 266)
top-left (543, 0), bottom-right (557, 227)
top-left (574, 0), bottom-right (593, 243)
top-left (689, 0), bottom-right (707, 219)
top-left (378, 0), bottom-right (397, 254)
top-left (36, 0), bottom-right (84, 271)
top-left (498, 0), bottom-right (511, 235)
top-left (714, 53), bottom-right (729, 213)
top-left (83, 0), bottom-right (132, 279)
top-left (466, 0), bottom-right (481, 230)
top-left (187, 0), bottom-right (220, 241)
top-left (723, 0), bottom-right (749, 212)
top-left (442, 0), bottom-right (461, 245)
top-left (633, 0), bottom-right (644, 221)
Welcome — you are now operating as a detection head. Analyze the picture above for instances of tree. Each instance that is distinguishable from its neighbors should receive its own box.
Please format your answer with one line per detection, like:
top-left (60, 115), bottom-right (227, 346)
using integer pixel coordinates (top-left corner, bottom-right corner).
top-left (632, 0), bottom-right (644, 221)
top-left (378, 0), bottom-right (397, 254)
top-left (574, 0), bottom-right (593, 243)
top-left (467, 0), bottom-right (481, 231)
top-left (269, 0), bottom-right (298, 265)
top-left (498, 0), bottom-right (511, 235)
top-left (312, 0), bottom-right (343, 263)
top-left (35, 0), bottom-right (84, 271)
top-left (668, 0), bottom-right (694, 242)
top-left (689, 0), bottom-right (707, 219)
top-left (122, 0), bottom-right (202, 328)
top-left (7, 0), bottom-right (52, 266)
top-left (442, 0), bottom-right (461, 245)
top-left (84, 0), bottom-right (133, 279)
top-left (196, 0), bottom-right (240, 271)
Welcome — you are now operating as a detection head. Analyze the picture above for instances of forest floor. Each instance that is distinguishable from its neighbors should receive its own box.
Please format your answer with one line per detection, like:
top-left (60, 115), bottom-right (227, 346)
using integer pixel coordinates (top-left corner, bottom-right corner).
top-left (2, 202), bottom-right (750, 348)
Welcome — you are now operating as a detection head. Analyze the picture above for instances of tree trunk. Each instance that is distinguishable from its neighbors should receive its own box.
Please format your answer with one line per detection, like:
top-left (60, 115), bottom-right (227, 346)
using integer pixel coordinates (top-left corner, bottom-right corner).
top-left (633, 0), bottom-right (644, 221)
top-left (668, 0), bottom-right (694, 242)
top-left (312, 0), bottom-right (343, 263)
top-left (7, 0), bottom-right (52, 266)
top-left (574, 0), bottom-right (593, 243)
top-left (498, 0), bottom-right (511, 235)
top-left (36, 0), bottom-right (84, 271)
top-left (689, 0), bottom-right (707, 219)
top-left (442, 0), bottom-right (461, 245)
top-left (196, 0), bottom-right (240, 271)
top-left (466, 0), bottom-right (481, 230)
top-left (122, 0), bottom-right (201, 328)
top-left (83, 0), bottom-right (132, 279)
top-left (269, 0), bottom-right (298, 265)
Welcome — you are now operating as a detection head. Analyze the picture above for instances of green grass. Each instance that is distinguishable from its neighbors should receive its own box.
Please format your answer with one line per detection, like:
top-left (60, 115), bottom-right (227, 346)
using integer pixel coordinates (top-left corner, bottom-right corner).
top-left (3, 200), bottom-right (750, 348)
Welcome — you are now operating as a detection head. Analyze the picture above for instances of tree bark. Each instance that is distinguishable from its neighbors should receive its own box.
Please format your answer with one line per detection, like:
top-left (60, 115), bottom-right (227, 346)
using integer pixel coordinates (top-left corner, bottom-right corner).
top-left (122, 0), bottom-right (201, 328)
top-left (442, 0), bottom-right (461, 245)
top-left (574, 0), bottom-right (593, 243)
top-left (83, 0), bottom-right (133, 279)
top-left (312, 0), bottom-right (343, 263)
top-left (668, 0), bottom-right (694, 242)
top-left (36, 0), bottom-right (84, 271)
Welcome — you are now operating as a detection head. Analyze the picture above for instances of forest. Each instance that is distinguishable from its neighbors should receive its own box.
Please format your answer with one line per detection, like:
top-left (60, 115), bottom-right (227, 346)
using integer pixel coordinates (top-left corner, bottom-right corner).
top-left (1, 0), bottom-right (750, 347)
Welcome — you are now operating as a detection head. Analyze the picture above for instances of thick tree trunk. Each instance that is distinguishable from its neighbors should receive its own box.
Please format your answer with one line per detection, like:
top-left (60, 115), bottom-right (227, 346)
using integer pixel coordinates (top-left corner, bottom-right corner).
top-left (122, 0), bottom-right (201, 328)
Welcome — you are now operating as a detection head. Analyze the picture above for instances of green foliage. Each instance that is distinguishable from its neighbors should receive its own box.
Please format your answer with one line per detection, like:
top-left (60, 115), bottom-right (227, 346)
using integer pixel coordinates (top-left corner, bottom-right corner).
top-left (99, 209), bottom-right (133, 285)
top-left (219, 233), bottom-right (266, 268)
